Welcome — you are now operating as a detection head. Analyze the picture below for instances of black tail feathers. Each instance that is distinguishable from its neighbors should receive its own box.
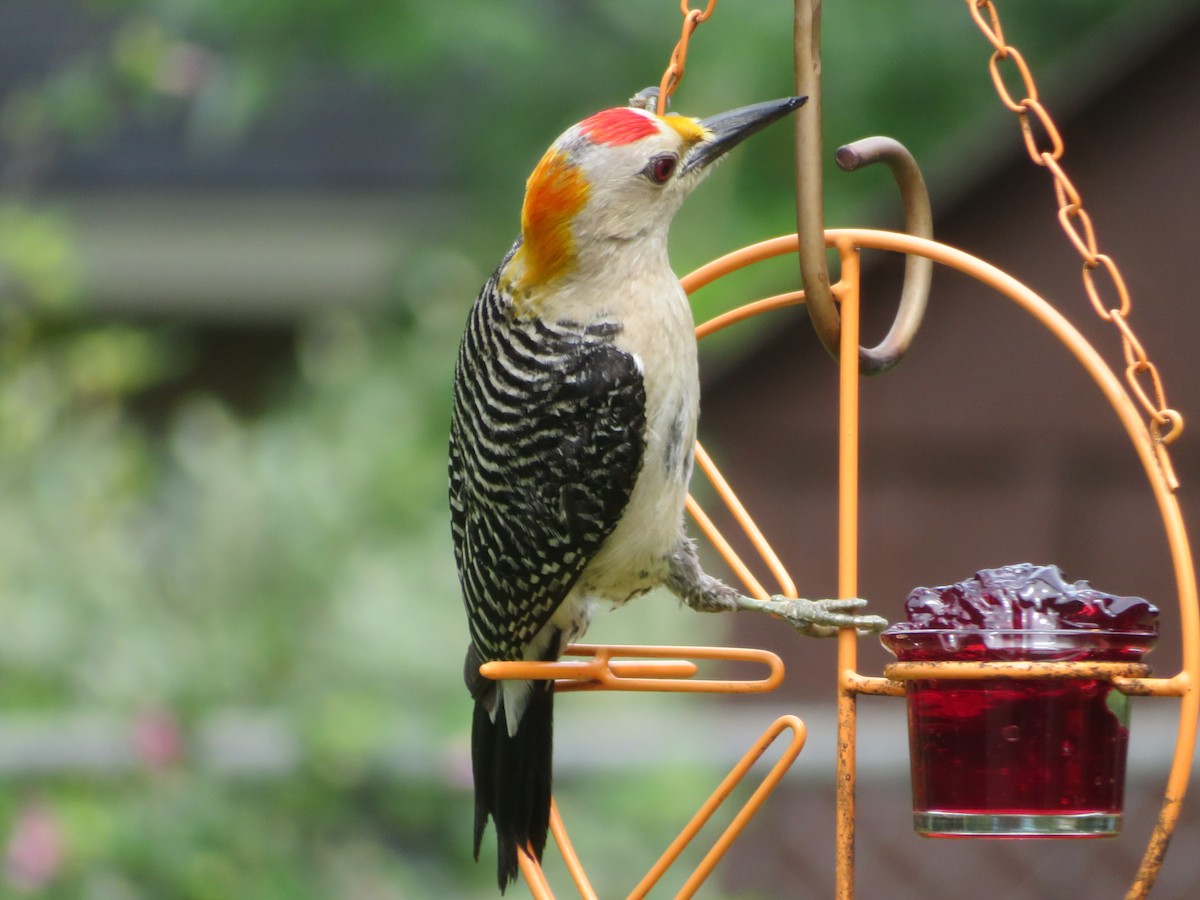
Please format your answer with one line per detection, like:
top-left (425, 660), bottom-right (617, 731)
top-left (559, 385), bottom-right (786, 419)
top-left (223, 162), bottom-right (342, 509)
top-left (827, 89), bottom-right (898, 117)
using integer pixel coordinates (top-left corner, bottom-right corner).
top-left (472, 681), bottom-right (555, 893)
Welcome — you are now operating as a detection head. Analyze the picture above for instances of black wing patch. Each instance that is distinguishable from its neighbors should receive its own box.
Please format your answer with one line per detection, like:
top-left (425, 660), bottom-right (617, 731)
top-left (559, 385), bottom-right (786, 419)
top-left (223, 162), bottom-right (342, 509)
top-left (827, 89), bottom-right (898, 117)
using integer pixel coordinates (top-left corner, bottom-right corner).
top-left (449, 267), bottom-right (647, 662)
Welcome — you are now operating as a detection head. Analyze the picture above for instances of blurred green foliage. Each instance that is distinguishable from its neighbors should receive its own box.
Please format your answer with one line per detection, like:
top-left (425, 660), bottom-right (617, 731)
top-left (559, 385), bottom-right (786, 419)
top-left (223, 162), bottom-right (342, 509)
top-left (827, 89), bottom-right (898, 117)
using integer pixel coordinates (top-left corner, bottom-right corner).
top-left (0, 0), bottom-right (1178, 895)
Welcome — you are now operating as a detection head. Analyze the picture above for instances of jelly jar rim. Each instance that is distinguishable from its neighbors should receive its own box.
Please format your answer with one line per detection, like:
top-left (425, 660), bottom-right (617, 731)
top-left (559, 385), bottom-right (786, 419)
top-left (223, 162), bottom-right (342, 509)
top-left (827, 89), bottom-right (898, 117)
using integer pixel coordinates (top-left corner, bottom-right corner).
top-left (879, 627), bottom-right (1158, 638)
top-left (879, 627), bottom-right (1157, 661)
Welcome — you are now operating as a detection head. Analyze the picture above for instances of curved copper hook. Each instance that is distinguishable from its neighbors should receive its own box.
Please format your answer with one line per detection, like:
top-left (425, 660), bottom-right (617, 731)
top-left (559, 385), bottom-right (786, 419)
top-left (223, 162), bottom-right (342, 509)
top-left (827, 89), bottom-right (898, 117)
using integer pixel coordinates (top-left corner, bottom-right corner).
top-left (793, 0), bottom-right (932, 374)
top-left (835, 136), bottom-right (933, 374)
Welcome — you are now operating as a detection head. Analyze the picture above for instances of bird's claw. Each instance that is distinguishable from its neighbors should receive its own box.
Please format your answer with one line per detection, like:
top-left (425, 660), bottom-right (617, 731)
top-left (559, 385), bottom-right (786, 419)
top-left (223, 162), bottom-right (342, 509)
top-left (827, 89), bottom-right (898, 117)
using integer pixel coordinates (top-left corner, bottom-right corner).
top-left (768, 596), bottom-right (888, 638)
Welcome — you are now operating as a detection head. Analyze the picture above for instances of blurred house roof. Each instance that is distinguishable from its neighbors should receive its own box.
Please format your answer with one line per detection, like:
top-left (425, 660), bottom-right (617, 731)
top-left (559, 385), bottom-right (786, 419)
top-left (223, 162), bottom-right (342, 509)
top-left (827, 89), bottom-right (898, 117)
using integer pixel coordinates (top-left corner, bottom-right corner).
top-left (0, 0), bottom-right (445, 189)
top-left (1, 0), bottom-right (448, 321)
top-left (2, 1), bottom-right (1198, 320)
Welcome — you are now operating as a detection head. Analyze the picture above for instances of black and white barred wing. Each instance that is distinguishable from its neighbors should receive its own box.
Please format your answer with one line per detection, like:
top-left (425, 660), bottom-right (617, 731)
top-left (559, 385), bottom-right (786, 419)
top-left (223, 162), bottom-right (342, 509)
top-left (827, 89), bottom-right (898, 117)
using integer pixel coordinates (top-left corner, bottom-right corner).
top-left (449, 279), bottom-right (646, 663)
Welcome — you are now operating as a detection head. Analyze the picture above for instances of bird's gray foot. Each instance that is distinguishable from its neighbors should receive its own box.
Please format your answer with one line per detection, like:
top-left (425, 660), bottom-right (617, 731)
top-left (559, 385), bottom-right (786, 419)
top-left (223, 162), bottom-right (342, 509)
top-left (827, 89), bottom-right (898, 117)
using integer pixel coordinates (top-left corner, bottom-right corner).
top-left (739, 595), bottom-right (888, 638)
top-left (665, 540), bottom-right (888, 636)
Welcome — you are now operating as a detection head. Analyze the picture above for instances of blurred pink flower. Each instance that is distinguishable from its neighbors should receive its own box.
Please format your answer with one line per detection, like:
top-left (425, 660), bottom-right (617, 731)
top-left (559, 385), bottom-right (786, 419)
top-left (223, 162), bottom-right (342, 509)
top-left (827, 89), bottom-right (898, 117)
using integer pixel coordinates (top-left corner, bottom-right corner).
top-left (133, 707), bottom-right (186, 769)
top-left (4, 802), bottom-right (63, 892)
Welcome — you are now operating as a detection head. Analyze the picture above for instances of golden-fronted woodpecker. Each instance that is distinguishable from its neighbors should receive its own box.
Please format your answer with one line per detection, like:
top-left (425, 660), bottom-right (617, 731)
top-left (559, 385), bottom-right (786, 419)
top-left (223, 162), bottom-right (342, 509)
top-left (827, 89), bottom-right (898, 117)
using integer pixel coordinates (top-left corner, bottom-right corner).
top-left (449, 94), bottom-right (886, 891)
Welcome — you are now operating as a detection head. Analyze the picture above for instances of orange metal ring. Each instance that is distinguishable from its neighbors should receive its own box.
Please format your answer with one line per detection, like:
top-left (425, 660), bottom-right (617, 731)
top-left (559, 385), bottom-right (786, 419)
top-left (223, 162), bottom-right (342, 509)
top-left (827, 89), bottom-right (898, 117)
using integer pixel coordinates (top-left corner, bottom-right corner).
top-left (1152, 409), bottom-right (1184, 446)
top-left (989, 45), bottom-right (1036, 112)
top-left (1126, 359), bottom-right (1169, 425)
top-left (1044, 153), bottom-right (1083, 211)
top-left (1019, 98), bottom-right (1065, 163)
top-left (968, 0), bottom-right (1006, 50)
top-left (1111, 312), bottom-right (1149, 369)
top-left (1057, 203), bottom-right (1099, 262)
top-left (1082, 252), bottom-right (1131, 321)
top-left (680, 0), bottom-right (717, 20)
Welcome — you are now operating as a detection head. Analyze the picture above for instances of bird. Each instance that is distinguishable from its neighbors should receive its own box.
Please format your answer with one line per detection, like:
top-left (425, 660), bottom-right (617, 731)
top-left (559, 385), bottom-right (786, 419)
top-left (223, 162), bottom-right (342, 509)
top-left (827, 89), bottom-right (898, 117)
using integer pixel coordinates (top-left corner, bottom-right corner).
top-left (448, 92), bottom-right (887, 892)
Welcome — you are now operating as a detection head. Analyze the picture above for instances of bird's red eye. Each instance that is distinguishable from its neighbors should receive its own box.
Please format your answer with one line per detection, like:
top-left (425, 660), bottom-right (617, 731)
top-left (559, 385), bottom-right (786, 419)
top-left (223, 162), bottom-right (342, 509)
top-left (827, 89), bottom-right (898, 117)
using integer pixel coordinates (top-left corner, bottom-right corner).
top-left (646, 154), bottom-right (678, 184)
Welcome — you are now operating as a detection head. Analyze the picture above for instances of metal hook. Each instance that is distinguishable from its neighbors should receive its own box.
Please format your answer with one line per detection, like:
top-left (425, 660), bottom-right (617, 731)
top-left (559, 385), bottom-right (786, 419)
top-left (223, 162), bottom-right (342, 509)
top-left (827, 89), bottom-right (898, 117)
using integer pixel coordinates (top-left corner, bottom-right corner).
top-left (793, 0), bottom-right (932, 374)
top-left (836, 136), bottom-right (933, 374)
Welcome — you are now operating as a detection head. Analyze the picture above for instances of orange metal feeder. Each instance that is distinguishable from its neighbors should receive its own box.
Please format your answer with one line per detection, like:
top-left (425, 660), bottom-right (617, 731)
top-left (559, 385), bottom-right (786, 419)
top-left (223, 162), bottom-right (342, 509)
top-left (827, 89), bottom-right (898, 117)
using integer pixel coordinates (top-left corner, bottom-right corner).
top-left (478, 1), bottom-right (1198, 896)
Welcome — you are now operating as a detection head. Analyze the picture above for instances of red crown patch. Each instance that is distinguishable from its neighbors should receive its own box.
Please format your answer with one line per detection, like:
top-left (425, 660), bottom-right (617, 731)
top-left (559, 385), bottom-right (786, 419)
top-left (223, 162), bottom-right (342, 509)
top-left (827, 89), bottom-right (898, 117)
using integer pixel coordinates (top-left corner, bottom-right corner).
top-left (579, 108), bottom-right (660, 147)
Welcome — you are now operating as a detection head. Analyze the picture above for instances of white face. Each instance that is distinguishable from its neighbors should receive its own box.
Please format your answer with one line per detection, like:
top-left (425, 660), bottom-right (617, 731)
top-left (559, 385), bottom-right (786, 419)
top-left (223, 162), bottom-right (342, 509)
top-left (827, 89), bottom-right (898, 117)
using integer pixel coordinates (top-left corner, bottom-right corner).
top-left (550, 108), bottom-right (713, 247)
top-left (511, 99), bottom-right (802, 294)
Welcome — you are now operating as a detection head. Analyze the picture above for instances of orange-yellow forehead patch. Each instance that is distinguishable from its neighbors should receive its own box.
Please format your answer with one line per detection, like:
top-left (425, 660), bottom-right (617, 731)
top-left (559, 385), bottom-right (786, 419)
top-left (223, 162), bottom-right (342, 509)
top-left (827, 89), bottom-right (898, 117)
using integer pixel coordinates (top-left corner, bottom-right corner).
top-left (661, 113), bottom-right (709, 146)
top-left (516, 148), bottom-right (590, 288)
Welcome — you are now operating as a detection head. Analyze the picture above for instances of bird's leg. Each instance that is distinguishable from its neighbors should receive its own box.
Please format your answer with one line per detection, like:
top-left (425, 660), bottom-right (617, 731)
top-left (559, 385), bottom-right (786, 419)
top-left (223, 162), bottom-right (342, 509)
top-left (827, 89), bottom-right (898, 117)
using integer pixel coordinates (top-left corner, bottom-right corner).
top-left (665, 540), bottom-right (887, 638)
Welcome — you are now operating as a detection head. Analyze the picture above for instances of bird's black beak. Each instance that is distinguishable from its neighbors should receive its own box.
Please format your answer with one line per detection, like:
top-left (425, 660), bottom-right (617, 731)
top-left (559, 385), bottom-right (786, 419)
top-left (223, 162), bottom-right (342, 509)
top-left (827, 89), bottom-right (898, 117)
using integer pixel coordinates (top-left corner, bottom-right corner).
top-left (681, 96), bottom-right (807, 176)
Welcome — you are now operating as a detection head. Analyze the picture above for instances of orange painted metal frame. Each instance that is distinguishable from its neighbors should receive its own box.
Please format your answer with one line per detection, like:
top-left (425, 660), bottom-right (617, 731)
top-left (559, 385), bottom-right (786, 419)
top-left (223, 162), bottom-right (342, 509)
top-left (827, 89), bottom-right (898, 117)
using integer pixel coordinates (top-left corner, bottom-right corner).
top-left (482, 228), bottom-right (1197, 898)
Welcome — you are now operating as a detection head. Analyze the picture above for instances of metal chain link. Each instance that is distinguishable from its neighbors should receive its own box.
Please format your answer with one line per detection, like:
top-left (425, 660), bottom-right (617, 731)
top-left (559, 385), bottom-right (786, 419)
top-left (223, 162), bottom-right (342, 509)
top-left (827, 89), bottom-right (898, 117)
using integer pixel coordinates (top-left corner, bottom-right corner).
top-left (655, 1), bottom-right (718, 115)
top-left (967, 0), bottom-right (1183, 487)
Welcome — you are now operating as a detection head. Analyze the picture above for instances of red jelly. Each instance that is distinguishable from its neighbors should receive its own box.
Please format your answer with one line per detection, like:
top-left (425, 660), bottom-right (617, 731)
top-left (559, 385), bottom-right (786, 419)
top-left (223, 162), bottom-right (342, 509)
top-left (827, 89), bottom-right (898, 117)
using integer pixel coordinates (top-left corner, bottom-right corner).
top-left (881, 564), bottom-right (1157, 838)
top-left (892, 562), bottom-right (1158, 634)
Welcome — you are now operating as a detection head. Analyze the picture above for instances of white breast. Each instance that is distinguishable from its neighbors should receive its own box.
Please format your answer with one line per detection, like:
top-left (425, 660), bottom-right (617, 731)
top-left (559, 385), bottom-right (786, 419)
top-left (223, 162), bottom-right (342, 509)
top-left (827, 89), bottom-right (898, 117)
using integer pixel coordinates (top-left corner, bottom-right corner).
top-left (573, 269), bottom-right (699, 602)
top-left (528, 243), bottom-right (700, 659)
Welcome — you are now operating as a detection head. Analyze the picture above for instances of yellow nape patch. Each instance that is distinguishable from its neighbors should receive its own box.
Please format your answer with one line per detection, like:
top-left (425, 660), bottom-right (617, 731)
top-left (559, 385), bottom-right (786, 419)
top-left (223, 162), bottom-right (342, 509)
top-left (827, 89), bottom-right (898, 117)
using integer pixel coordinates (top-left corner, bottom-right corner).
top-left (515, 148), bottom-right (590, 291)
top-left (661, 113), bottom-right (709, 147)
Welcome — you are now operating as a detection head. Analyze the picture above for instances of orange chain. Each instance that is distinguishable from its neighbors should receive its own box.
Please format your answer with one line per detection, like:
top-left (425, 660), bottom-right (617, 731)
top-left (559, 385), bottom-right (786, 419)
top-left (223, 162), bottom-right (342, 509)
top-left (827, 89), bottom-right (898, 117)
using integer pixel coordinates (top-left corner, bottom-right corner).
top-left (967, 0), bottom-right (1183, 486)
top-left (655, 0), bottom-right (718, 115)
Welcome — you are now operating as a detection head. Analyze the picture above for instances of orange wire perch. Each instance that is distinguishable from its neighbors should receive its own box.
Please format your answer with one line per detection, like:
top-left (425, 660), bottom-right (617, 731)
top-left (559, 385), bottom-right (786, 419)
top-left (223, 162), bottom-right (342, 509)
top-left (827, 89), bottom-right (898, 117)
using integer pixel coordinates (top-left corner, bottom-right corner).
top-left (518, 715), bottom-right (808, 900)
top-left (480, 643), bottom-right (784, 695)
